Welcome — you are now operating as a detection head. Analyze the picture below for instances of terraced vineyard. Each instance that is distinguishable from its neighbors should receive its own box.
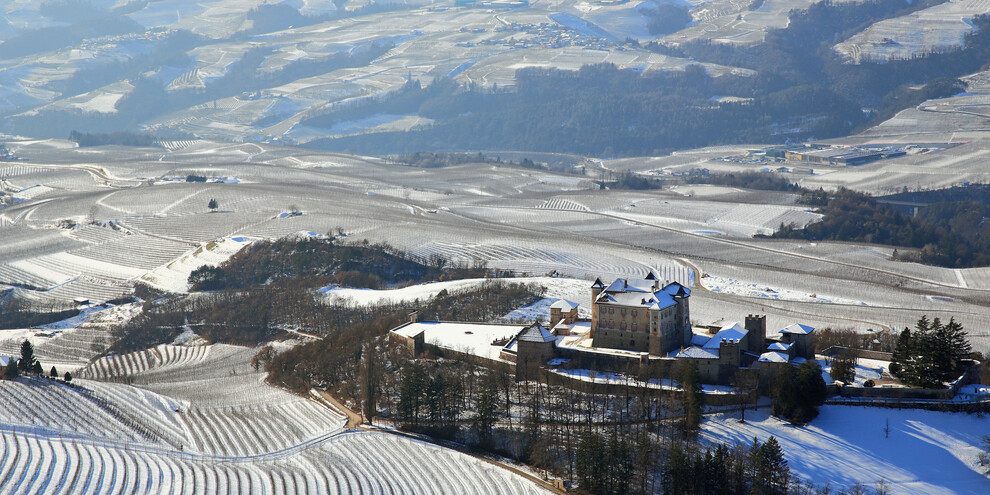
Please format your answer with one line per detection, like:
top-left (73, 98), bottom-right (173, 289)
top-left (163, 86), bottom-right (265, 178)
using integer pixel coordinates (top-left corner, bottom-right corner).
top-left (0, 429), bottom-right (547, 495)
top-left (0, 339), bottom-right (550, 495)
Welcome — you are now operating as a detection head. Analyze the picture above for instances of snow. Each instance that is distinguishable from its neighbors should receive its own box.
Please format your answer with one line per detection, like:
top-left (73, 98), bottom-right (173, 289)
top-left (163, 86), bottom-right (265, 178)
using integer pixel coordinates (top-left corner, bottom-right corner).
top-left (703, 322), bottom-right (748, 348)
top-left (703, 406), bottom-right (990, 494)
top-left (321, 276), bottom-right (594, 312)
top-left (394, 321), bottom-right (526, 361)
top-left (551, 368), bottom-right (736, 394)
top-left (702, 274), bottom-right (870, 306)
top-left (140, 236), bottom-right (255, 293)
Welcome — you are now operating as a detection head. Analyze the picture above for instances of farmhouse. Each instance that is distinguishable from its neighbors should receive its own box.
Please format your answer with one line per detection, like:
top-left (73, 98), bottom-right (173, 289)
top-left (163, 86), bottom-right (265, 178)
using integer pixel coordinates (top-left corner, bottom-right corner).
top-left (389, 274), bottom-right (818, 384)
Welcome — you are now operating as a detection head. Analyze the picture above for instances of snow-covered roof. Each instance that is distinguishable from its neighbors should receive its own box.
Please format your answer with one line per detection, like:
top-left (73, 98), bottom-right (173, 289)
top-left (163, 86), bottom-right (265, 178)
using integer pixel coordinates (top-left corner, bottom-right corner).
top-left (517, 323), bottom-right (555, 343)
top-left (780, 323), bottom-right (815, 335)
top-left (550, 299), bottom-right (579, 311)
top-left (392, 321), bottom-right (527, 360)
top-left (703, 322), bottom-right (748, 349)
top-left (603, 278), bottom-right (655, 293)
top-left (759, 351), bottom-right (790, 363)
top-left (690, 333), bottom-right (711, 346)
top-left (553, 320), bottom-right (591, 335)
top-left (768, 342), bottom-right (791, 351)
top-left (0, 356), bottom-right (13, 366)
top-left (677, 346), bottom-right (719, 359)
top-left (660, 282), bottom-right (691, 298)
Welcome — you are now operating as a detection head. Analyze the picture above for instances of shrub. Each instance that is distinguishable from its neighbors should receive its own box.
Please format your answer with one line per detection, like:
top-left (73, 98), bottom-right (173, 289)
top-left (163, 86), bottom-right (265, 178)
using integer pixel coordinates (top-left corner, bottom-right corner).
top-left (864, 379), bottom-right (875, 388)
top-left (888, 362), bottom-right (901, 375)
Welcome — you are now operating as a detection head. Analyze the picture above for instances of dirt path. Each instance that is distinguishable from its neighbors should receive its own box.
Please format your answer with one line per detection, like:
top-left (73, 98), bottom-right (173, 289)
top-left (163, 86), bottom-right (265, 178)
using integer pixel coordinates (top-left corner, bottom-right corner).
top-left (316, 391), bottom-right (363, 429)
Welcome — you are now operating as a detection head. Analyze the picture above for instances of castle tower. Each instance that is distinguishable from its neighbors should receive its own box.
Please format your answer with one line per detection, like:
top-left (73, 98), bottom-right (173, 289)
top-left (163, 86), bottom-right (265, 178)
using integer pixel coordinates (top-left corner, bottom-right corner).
top-left (745, 314), bottom-right (766, 355)
top-left (590, 278), bottom-right (604, 336)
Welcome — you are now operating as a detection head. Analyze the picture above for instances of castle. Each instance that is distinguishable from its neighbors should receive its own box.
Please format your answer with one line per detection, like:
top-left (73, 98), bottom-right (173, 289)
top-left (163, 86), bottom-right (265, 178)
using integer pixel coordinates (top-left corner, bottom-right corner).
top-left (587, 274), bottom-right (692, 355)
top-left (390, 273), bottom-right (816, 384)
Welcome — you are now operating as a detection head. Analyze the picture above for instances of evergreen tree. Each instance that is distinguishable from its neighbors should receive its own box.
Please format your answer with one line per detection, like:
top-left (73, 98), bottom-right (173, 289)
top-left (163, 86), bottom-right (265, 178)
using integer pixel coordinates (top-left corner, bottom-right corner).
top-left (208, 198), bottom-right (218, 211)
top-left (774, 361), bottom-right (826, 425)
top-left (751, 436), bottom-right (789, 495)
top-left (64, 371), bottom-right (72, 382)
top-left (675, 360), bottom-right (704, 434)
top-left (50, 365), bottom-right (58, 378)
top-left (4, 360), bottom-right (18, 379)
top-left (472, 373), bottom-right (500, 448)
top-left (830, 352), bottom-right (856, 384)
top-left (397, 361), bottom-right (427, 425)
top-left (894, 315), bottom-right (972, 388)
top-left (577, 431), bottom-right (607, 493)
top-left (660, 441), bottom-right (689, 495)
top-left (18, 339), bottom-right (35, 372)
top-left (32, 360), bottom-right (43, 375)
top-left (890, 327), bottom-right (912, 376)
top-left (603, 430), bottom-right (632, 495)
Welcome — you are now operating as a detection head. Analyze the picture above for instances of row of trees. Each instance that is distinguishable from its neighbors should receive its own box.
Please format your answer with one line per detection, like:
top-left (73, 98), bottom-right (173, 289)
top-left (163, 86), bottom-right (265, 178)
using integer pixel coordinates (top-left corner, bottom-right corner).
top-left (774, 187), bottom-right (990, 268)
top-left (891, 316), bottom-right (972, 388)
top-left (661, 437), bottom-right (789, 495)
top-left (4, 340), bottom-right (72, 382)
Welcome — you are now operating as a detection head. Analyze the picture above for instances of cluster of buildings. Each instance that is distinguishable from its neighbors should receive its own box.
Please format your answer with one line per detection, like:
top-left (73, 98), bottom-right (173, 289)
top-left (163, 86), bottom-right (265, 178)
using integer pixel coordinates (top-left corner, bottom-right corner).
top-left (390, 274), bottom-right (817, 384)
top-left (453, 20), bottom-right (618, 51)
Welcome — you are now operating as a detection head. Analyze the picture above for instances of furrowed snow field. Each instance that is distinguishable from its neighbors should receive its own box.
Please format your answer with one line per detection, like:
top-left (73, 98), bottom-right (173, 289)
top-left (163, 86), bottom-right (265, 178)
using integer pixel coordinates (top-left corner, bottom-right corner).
top-left (0, 341), bottom-right (550, 494)
top-left (0, 429), bottom-right (548, 495)
top-left (702, 406), bottom-right (990, 494)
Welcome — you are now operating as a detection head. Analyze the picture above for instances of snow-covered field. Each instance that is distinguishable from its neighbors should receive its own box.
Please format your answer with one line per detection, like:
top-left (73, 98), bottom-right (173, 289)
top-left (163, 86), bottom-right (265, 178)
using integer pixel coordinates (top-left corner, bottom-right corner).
top-left (703, 406), bottom-right (990, 494)
top-left (1, 139), bottom-right (987, 350)
top-left (835, 0), bottom-right (990, 62)
top-left (0, 340), bottom-right (549, 494)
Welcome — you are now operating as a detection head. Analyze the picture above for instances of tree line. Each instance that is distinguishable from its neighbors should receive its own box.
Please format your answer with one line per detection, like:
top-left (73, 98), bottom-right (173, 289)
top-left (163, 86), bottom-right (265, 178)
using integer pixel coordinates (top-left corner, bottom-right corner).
top-left (773, 187), bottom-right (990, 268)
top-left (187, 235), bottom-right (492, 292)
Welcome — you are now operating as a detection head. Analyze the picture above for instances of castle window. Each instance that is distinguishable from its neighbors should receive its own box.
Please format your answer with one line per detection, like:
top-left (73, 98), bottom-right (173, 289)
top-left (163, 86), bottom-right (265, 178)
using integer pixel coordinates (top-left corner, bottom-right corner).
top-left (631, 309), bottom-right (638, 317)
top-left (621, 308), bottom-right (627, 316)
top-left (620, 322), bottom-right (626, 330)
top-left (608, 307), bottom-right (614, 314)
top-left (630, 339), bottom-right (635, 346)
top-left (609, 320), bottom-right (614, 328)
top-left (632, 322), bottom-right (638, 331)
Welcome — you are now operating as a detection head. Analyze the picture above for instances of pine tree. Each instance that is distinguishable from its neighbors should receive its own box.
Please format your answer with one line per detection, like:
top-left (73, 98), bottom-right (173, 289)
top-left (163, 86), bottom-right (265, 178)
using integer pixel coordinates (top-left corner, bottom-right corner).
top-left (64, 371), bottom-right (72, 382)
top-left (18, 340), bottom-right (35, 372)
top-left (830, 352), bottom-right (856, 384)
top-left (942, 318), bottom-right (971, 374)
top-left (32, 361), bottom-right (43, 375)
top-left (50, 366), bottom-right (58, 378)
top-left (472, 373), bottom-right (500, 448)
top-left (774, 361), bottom-right (826, 425)
top-left (4, 360), bottom-right (18, 379)
top-left (752, 436), bottom-right (789, 495)
top-left (675, 360), bottom-right (704, 435)
top-left (890, 327), bottom-right (912, 377)
top-left (397, 361), bottom-right (427, 425)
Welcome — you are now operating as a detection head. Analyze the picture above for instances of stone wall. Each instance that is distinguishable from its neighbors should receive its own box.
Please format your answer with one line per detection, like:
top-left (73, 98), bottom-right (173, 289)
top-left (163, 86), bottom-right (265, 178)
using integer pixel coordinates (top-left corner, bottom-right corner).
top-left (820, 346), bottom-right (893, 361)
